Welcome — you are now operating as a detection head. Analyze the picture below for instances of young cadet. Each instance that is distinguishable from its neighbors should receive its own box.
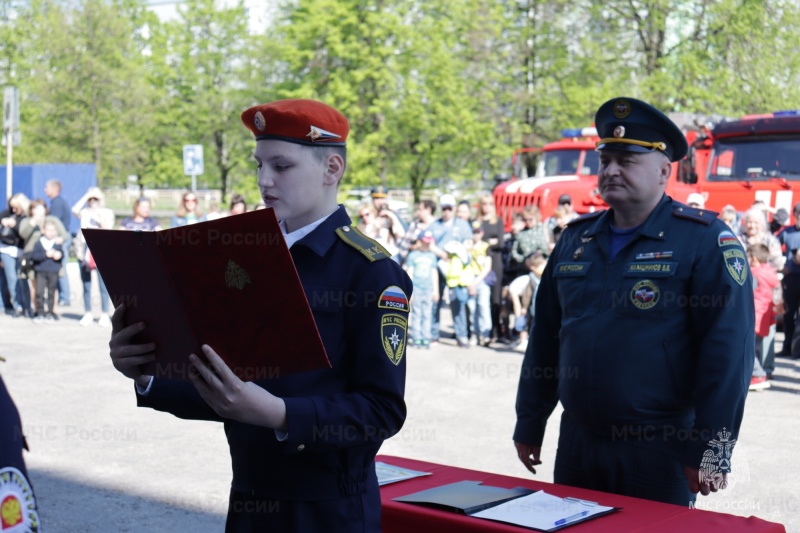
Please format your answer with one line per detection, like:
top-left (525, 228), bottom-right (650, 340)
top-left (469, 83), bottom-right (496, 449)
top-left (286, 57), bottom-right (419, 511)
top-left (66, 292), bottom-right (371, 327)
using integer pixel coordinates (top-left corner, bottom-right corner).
top-left (513, 97), bottom-right (754, 506)
top-left (109, 99), bottom-right (412, 531)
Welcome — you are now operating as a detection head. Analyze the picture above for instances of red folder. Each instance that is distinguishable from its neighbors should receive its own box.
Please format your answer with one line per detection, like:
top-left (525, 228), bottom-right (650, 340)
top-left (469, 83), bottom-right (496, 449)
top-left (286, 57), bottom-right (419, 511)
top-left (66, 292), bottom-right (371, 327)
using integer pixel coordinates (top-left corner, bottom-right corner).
top-left (83, 208), bottom-right (330, 380)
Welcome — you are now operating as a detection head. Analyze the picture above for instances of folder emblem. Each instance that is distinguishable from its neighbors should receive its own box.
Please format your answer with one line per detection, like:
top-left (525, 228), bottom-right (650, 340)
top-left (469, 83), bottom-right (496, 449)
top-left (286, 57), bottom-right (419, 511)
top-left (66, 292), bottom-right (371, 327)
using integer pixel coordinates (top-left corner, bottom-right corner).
top-left (225, 260), bottom-right (251, 290)
top-left (381, 314), bottom-right (407, 365)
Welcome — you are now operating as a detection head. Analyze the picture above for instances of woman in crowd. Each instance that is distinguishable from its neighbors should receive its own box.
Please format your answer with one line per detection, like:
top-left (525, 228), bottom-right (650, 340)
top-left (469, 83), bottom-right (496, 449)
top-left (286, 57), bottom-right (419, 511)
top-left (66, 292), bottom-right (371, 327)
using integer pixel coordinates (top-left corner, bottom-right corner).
top-left (229, 193), bottom-right (247, 216)
top-left (739, 208), bottom-right (783, 271)
top-left (357, 202), bottom-right (399, 258)
top-left (0, 194), bottom-right (30, 316)
top-left (72, 187), bottom-right (115, 327)
top-left (120, 197), bottom-right (161, 231)
top-left (511, 205), bottom-right (551, 273)
top-left (171, 191), bottom-right (205, 227)
top-left (475, 193), bottom-right (505, 343)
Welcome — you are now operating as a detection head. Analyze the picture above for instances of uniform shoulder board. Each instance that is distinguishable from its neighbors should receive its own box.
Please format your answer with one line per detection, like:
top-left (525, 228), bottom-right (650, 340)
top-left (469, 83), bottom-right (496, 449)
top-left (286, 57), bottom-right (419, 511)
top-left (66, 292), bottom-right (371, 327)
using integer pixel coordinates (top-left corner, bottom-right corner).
top-left (335, 225), bottom-right (391, 262)
top-left (567, 210), bottom-right (604, 226)
top-left (672, 204), bottom-right (718, 225)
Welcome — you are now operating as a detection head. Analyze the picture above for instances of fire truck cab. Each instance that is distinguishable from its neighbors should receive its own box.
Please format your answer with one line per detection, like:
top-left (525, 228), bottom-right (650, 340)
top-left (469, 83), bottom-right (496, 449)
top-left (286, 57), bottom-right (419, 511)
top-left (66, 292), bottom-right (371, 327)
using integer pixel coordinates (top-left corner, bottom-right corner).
top-left (493, 128), bottom-right (605, 229)
top-left (493, 111), bottom-right (800, 231)
top-left (667, 111), bottom-right (800, 222)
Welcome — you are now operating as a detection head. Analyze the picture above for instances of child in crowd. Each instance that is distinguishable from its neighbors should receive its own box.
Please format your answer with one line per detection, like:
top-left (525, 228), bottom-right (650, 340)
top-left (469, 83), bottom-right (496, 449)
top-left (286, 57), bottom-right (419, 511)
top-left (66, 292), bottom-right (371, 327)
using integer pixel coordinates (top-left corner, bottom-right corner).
top-left (507, 251), bottom-right (547, 353)
top-left (748, 243), bottom-right (780, 390)
top-left (30, 220), bottom-right (64, 323)
top-left (467, 224), bottom-right (493, 346)
top-left (404, 230), bottom-right (439, 348)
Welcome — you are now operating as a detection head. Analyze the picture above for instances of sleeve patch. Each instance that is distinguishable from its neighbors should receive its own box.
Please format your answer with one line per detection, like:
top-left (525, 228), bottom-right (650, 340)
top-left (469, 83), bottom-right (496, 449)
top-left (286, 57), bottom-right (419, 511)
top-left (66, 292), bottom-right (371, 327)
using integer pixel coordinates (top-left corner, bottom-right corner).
top-left (378, 285), bottom-right (409, 313)
top-left (718, 230), bottom-right (740, 247)
top-left (723, 248), bottom-right (748, 285)
top-left (381, 314), bottom-right (407, 365)
top-left (335, 226), bottom-right (390, 262)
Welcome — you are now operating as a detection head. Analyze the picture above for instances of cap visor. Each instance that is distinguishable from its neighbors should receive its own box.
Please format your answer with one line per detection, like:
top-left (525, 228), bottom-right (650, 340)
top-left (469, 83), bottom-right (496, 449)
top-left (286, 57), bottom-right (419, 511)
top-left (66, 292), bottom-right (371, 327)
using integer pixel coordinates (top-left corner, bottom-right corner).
top-left (596, 142), bottom-right (656, 154)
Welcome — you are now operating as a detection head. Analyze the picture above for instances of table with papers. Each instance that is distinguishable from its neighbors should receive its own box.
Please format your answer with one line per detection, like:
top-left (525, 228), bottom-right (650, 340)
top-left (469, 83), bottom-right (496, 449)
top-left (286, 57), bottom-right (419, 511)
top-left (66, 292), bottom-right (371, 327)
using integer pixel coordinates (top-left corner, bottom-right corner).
top-left (378, 455), bottom-right (786, 532)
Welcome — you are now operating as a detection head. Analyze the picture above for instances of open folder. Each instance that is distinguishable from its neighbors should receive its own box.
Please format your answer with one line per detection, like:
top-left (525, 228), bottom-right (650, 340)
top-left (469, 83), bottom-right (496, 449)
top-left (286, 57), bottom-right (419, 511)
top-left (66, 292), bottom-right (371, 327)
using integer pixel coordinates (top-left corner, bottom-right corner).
top-left (83, 208), bottom-right (330, 381)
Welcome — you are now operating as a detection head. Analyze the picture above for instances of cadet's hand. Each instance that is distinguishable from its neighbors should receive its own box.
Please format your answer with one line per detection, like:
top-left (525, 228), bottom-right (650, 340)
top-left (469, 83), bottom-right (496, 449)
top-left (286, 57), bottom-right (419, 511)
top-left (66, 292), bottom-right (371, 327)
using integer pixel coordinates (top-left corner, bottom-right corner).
top-left (189, 345), bottom-right (287, 430)
top-left (685, 466), bottom-right (727, 496)
top-left (108, 303), bottom-right (155, 387)
top-left (514, 441), bottom-right (543, 474)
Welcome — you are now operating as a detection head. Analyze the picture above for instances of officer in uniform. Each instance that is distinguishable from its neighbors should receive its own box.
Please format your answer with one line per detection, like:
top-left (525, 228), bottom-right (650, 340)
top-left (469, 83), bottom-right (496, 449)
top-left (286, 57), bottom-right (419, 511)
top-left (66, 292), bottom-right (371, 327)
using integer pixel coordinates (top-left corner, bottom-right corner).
top-left (109, 99), bottom-right (412, 531)
top-left (513, 97), bottom-right (754, 506)
top-left (0, 375), bottom-right (40, 532)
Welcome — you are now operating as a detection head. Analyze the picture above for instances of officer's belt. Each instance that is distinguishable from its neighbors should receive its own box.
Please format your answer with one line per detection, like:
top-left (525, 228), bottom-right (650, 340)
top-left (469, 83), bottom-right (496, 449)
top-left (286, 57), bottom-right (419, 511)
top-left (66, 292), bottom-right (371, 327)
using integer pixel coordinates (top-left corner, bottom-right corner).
top-left (564, 410), bottom-right (693, 440)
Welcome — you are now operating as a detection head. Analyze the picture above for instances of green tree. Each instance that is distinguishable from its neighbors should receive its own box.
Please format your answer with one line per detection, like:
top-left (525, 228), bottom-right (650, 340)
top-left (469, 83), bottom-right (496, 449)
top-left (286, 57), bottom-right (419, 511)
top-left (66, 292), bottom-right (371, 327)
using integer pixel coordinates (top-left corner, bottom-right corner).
top-left (14, 0), bottom-right (155, 186)
top-left (142, 0), bottom-right (257, 199)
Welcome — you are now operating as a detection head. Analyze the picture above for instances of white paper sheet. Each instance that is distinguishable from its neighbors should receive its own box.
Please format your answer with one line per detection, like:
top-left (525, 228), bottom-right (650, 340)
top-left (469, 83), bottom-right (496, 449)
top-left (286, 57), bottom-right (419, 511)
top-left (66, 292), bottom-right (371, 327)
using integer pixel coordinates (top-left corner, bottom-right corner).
top-left (471, 490), bottom-right (615, 531)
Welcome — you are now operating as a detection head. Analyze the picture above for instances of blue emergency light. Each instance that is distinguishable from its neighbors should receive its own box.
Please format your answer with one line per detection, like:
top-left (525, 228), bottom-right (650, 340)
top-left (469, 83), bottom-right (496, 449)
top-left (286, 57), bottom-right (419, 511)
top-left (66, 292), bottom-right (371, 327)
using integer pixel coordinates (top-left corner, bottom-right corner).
top-left (561, 127), bottom-right (598, 138)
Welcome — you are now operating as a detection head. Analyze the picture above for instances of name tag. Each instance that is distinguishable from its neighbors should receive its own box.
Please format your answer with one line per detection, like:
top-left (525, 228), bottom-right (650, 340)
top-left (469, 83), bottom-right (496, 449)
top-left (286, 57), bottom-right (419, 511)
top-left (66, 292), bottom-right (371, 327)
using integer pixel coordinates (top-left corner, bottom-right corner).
top-left (624, 262), bottom-right (677, 277)
top-left (554, 262), bottom-right (591, 277)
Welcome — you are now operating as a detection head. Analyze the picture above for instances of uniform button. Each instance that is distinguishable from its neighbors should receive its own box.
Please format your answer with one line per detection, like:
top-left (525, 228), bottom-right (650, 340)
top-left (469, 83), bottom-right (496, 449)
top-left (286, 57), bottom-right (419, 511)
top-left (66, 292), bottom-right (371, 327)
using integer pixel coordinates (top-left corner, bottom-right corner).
top-left (297, 444), bottom-right (305, 451)
top-left (343, 226), bottom-right (351, 232)
top-left (677, 207), bottom-right (684, 212)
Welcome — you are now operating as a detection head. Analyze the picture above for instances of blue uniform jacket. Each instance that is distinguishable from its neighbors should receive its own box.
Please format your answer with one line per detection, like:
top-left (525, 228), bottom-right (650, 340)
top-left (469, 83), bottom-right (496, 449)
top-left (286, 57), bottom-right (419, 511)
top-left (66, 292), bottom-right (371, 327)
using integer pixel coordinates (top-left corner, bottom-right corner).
top-left (514, 195), bottom-right (753, 471)
top-left (138, 206), bottom-right (412, 500)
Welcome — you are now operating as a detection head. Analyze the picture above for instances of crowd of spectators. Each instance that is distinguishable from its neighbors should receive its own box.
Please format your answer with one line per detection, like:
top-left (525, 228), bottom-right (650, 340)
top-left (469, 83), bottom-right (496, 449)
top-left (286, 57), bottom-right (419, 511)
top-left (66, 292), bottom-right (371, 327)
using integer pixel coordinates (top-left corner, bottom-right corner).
top-left (0, 185), bottom-right (258, 324)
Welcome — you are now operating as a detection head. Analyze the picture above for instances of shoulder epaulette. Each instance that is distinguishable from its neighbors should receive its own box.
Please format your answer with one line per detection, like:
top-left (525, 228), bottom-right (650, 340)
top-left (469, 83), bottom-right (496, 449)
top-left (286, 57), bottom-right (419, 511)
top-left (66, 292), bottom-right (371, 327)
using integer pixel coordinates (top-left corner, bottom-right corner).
top-left (335, 225), bottom-right (390, 262)
top-left (566, 210), bottom-right (604, 226)
top-left (672, 204), bottom-right (718, 225)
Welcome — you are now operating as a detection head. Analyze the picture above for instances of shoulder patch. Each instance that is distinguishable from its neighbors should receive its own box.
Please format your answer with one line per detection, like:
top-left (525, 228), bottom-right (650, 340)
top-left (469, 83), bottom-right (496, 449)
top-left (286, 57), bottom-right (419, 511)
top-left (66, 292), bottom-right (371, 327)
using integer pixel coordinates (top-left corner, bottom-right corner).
top-left (673, 204), bottom-right (718, 225)
top-left (567, 210), bottom-right (604, 226)
top-left (335, 225), bottom-right (390, 262)
top-left (379, 285), bottom-right (409, 313)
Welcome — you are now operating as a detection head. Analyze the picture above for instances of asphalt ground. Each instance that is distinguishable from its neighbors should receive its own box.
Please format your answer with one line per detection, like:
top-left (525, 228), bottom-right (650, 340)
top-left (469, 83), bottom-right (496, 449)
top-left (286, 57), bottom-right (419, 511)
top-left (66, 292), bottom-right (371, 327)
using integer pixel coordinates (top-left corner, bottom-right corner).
top-left (1, 265), bottom-right (798, 531)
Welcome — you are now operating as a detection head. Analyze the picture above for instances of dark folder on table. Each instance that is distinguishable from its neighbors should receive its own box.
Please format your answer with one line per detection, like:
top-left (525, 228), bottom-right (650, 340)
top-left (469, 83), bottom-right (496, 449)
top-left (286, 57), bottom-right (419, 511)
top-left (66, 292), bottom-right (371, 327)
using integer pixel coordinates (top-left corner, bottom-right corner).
top-left (83, 208), bottom-right (330, 380)
top-left (393, 480), bottom-right (535, 515)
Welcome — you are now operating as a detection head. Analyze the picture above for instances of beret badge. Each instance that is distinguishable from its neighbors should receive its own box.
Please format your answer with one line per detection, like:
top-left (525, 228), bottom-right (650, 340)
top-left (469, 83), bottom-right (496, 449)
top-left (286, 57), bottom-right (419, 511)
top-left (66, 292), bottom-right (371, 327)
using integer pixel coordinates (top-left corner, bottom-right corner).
top-left (254, 111), bottom-right (266, 132)
top-left (613, 99), bottom-right (631, 119)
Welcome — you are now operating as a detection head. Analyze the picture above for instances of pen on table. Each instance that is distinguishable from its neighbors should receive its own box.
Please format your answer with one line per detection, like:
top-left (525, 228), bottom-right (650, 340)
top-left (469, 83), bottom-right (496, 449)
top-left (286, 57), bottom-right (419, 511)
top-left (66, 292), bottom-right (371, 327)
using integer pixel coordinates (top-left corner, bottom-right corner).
top-left (554, 510), bottom-right (590, 526)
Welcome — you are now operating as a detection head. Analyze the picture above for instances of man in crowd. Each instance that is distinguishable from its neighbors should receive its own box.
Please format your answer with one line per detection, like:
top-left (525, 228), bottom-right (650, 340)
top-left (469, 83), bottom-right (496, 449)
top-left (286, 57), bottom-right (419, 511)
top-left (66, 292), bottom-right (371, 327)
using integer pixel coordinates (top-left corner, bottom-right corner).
top-left (44, 179), bottom-right (71, 307)
top-left (513, 97), bottom-right (753, 506)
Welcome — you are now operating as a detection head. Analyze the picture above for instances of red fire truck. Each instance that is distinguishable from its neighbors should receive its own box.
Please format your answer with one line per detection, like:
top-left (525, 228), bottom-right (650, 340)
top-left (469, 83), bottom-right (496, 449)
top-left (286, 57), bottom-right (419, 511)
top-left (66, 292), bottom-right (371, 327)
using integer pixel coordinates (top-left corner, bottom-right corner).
top-left (493, 127), bottom-right (605, 229)
top-left (493, 111), bottom-right (800, 230)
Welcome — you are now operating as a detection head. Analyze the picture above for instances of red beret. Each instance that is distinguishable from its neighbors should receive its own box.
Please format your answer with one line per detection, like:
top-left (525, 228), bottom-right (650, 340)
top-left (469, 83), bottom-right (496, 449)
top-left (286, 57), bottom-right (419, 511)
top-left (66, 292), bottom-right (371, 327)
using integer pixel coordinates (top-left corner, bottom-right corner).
top-left (241, 99), bottom-right (349, 146)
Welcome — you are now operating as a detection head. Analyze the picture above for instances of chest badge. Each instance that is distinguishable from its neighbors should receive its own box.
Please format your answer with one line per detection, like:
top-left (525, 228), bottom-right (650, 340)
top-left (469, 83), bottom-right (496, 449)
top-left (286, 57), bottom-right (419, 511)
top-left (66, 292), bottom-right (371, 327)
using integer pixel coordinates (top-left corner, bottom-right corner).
top-left (573, 247), bottom-right (584, 260)
top-left (630, 279), bottom-right (660, 309)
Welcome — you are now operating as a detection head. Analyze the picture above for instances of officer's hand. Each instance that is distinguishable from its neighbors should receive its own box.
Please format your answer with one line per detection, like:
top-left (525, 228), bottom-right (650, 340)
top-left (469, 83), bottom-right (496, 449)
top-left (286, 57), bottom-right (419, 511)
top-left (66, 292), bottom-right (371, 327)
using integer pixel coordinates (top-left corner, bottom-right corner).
top-left (685, 466), bottom-right (727, 496)
top-left (109, 303), bottom-right (155, 385)
top-left (514, 441), bottom-right (543, 475)
top-left (189, 345), bottom-right (287, 430)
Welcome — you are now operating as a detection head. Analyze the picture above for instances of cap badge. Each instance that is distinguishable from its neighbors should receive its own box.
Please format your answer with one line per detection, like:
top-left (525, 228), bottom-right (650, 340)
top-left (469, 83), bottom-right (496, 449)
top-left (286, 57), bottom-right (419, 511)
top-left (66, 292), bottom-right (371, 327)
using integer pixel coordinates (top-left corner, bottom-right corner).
top-left (613, 125), bottom-right (625, 138)
top-left (306, 125), bottom-right (341, 142)
top-left (612, 99), bottom-right (631, 119)
top-left (253, 111), bottom-right (266, 132)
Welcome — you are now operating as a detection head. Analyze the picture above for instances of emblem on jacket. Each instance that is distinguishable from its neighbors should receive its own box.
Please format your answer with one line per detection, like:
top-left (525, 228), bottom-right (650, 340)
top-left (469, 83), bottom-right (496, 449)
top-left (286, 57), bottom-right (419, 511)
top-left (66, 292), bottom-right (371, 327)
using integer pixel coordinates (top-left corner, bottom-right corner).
top-left (381, 314), bottom-right (407, 365)
top-left (723, 249), bottom-right (748, 286)
top-left (378, 286), bottom-right (409, 312)
top-left (225, 260), bottom-right (251, 290)
top-left (699, 428), bottom-right (736, 489)
top-left (573, 247), bottom-right (584, 260)
top-left (630, 279), bottom-right (659, 309)
top-left (0, 467), bottom-right (40, 532)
